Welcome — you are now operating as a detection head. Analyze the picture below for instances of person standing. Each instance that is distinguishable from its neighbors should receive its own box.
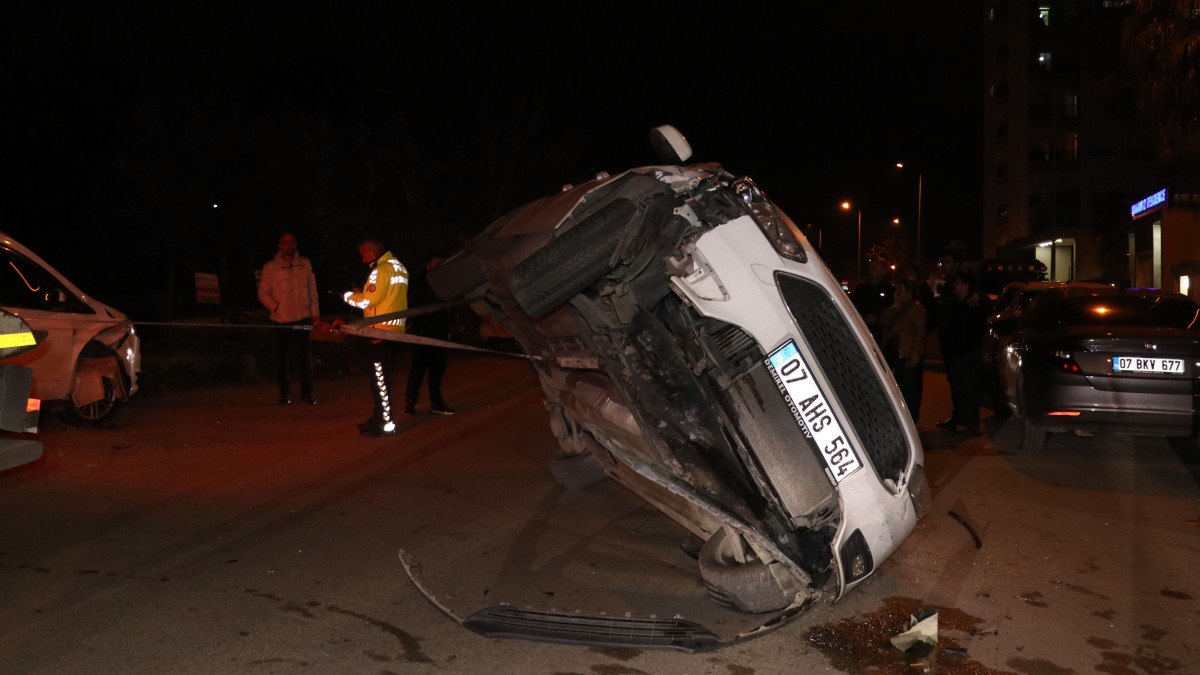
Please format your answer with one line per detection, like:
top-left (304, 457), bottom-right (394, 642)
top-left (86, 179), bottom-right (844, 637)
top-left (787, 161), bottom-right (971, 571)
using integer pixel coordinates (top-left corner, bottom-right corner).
top-left (880, 278), bottom-right (927, 423)
top-left (405, 254), bottom-right (456, 417)
top-left (851, 259), bottom-right (894, 344)
top-left (938, 270), bottom-right (990, 436)
top-left (344, 236), bottom-right (409, 437)
top-left (257, 232), bottom-right (319, 405)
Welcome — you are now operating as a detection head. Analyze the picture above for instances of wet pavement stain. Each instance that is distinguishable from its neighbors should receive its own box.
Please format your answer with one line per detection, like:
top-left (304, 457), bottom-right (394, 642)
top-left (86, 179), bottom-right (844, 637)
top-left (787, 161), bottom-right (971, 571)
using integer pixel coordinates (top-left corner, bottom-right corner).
top-left (1092, 609), bottom-right (1116, 620)
top-left (1160, 589), bottom-right (1193, 600)
top-left (281, 603), bottom-right (317, 619)
top-left (325, 604), bottom-right (433, 664)
top-left (1004, 656), bottom-right (1073, 675)
top-left (589, 646), bottom-right (643, 662)
top-left (1094, 646), bottom-right (1183, 675)
top-left (1087, 637), bottom-right (1117, 650)
top-left (364, 651), bottom-right (392, 662)
top-left (1140, 625), bottom-right (1168, 642)
top-left (1051, 581), bottom-right (1109, 600)
top-left (1015, 591), bottom-right (1049, 608)
top-left (725, 665), bottom-right (755, 675)
top-left (802, 596), bottom-right (1010, 674)
top-left (244, 589), bottom-right (285, 603)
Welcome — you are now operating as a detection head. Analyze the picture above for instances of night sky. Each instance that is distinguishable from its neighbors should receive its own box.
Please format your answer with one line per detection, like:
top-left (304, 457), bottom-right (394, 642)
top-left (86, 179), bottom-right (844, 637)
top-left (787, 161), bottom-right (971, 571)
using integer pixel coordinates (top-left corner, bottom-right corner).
top-left (8, 2), bottom-right (982, 313)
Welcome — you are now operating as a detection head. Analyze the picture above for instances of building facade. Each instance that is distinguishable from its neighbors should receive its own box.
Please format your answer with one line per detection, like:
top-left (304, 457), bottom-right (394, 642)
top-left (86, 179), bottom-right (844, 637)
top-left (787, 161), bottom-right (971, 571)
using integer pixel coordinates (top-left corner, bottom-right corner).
top-left (982, 0), bottom-right (1158, 282)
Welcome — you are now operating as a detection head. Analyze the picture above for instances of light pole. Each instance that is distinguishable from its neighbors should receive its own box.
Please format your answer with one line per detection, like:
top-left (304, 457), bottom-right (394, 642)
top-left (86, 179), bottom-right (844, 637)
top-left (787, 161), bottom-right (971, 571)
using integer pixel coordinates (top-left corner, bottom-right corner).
top-left (896, 163), bottom-right (923, 264)
top-left (841, 201), bottom-right (862, 283)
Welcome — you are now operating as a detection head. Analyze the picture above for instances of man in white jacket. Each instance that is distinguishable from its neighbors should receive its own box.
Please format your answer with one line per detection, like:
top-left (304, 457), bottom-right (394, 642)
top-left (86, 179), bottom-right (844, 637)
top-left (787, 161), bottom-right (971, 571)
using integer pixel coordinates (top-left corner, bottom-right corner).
top-left (258, 232), bottom-right (320, 405)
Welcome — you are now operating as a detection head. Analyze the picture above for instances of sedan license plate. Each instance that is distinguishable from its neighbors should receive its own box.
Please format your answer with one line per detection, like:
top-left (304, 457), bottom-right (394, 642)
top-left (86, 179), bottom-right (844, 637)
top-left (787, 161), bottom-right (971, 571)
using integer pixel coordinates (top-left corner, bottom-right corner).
top-left (1112, 356), bottom-right (1184, 374)
top-left (767, 340), bottom-right (862, 484)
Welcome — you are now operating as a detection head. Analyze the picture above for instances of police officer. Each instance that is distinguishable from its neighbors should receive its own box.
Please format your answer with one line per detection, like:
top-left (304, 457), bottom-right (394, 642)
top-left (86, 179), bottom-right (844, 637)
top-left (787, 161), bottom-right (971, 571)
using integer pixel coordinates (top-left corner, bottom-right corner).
top-left (344, 235), bottom-right (408, 437)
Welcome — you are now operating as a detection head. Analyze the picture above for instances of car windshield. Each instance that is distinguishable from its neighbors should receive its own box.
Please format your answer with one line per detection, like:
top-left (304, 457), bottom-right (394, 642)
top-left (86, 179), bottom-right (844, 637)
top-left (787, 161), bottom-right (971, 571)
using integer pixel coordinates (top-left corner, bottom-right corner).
top-left (1016, 289), bottom-right (1043, 311)
top-left (1057, 294), bottom-right (1200, 329)
top-left (994, 286), bottom-right (1022, 312)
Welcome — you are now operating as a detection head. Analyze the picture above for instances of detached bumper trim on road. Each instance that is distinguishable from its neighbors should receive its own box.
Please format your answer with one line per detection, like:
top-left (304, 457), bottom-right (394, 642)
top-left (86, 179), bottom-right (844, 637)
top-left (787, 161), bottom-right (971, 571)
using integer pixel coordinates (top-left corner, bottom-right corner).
top-left (462, 606), bottom-right (720, 652)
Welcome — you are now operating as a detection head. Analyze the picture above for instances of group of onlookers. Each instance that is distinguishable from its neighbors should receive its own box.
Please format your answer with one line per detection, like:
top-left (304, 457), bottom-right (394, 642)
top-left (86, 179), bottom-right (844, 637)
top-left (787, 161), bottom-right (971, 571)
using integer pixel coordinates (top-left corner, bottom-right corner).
top-left (851, 250), bottom-right (991, 436)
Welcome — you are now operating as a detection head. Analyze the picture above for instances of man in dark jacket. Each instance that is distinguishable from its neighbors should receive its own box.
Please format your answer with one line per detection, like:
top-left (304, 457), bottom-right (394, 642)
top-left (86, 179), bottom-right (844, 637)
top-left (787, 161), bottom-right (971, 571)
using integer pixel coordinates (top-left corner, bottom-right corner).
top-left (404, 255), bottom-right (455, 416)
top-left (937, 270), bottom-right (991, 435)
top-left (851, 259), bottom-right (894, 344)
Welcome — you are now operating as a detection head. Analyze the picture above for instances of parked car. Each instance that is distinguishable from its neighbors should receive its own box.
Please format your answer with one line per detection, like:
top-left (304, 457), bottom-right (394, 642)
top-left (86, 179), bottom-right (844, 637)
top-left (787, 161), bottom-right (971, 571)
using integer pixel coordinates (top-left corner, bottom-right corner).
top-left (999, 285), bottom-right (1200, 452)
top-left (0, 232), bottom-right (141, 423)
top-left (985, 281), bottom-right (1112, 376)
top-left (426, 128), bottom-right (928, 634)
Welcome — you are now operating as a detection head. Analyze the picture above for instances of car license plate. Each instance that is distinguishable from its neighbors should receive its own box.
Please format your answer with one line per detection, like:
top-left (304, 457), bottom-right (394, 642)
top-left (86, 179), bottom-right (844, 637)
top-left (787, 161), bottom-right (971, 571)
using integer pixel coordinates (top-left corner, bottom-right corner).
top-left (766, 340), bottom-right (862, 485)
top-left (1112, 356), bottom-right (1184, 374)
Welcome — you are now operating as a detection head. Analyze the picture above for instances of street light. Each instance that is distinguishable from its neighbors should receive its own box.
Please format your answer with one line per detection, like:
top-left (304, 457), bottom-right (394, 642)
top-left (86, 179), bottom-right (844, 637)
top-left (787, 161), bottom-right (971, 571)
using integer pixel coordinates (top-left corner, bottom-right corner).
top-left (895, 163), bottom-right (923, 264)
top-left (841, 201), bottom-right (862, 283)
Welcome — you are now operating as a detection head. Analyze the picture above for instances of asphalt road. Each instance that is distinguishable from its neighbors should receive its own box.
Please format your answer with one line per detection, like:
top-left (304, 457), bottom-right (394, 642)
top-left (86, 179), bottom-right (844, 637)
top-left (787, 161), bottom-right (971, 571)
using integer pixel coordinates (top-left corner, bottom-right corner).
top-left (2, 354), bottom-right (1198, 674)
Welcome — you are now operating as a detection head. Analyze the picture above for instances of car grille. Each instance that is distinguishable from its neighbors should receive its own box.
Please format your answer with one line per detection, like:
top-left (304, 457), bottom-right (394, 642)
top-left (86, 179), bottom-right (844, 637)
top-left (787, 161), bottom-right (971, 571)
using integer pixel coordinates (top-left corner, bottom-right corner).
top-left (462, 605), bottom-right (719, 651)
top-left (710, 322), bottom-right (760, 369)
top-left (777, 274), bottom-right (909, 481)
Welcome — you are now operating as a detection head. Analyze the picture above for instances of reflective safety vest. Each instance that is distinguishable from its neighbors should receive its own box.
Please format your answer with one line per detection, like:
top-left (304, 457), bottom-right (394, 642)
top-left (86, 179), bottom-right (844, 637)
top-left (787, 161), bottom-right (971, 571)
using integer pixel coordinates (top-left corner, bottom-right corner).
top-left (344, 251), bottom-right (408, 332)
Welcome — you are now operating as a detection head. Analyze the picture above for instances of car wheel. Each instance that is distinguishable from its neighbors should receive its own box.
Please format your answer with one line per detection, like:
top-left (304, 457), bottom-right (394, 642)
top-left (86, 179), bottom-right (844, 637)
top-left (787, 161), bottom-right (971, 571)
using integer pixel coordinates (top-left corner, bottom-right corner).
top-left (1020, 418), bottom-right (1046, 453)
top-left (71, 376), bottom-right (120, 424)
top-left (508, 198), bottom-right (637, 317)
top-left (548, 450), bottom-right (607, 490)
top-left (697, 527), bottom-right (793, 614)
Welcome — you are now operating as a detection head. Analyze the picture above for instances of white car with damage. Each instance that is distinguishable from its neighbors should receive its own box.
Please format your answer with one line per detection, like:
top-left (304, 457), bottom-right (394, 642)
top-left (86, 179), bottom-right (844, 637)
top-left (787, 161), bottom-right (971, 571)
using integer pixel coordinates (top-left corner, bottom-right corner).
top-left (423, 128), bottom-right (930, 647)
top-left (0, 231), bottom-right (141, 423)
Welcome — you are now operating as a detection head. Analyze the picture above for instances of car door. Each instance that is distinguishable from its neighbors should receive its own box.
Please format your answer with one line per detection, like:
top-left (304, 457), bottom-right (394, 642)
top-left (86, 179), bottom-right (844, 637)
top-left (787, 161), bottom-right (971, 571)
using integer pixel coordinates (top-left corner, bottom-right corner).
top-left (0, 245), bottom-right (95, 400)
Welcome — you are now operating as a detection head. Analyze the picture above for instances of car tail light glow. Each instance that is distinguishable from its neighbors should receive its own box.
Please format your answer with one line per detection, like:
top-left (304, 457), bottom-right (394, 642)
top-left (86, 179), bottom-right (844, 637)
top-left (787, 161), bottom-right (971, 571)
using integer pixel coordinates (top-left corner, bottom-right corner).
top-left (1047, 411), bottom-right (1081, 416)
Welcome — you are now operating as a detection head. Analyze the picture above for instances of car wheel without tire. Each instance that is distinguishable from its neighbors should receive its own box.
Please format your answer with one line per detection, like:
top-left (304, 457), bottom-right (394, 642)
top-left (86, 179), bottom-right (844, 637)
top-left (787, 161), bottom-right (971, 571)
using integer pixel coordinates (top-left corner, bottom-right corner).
top-left (548, 450), bottom-right (608, 490)
top-left (71, 376), bottom-right (120, 424)
top-left (697, 527), bottom-right (793, 614)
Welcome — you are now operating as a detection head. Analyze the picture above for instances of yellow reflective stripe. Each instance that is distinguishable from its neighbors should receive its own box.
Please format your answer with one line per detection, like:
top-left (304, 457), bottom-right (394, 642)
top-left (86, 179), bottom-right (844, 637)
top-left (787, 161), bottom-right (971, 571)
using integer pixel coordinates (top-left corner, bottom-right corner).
top-left (0, 331), bottom-right (35, 348)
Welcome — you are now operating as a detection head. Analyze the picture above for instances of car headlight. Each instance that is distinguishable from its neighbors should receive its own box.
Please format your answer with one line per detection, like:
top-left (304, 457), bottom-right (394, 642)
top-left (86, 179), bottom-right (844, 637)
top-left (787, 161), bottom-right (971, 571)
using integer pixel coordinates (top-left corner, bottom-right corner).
top-left (733, 178), bottom-right (807, 263)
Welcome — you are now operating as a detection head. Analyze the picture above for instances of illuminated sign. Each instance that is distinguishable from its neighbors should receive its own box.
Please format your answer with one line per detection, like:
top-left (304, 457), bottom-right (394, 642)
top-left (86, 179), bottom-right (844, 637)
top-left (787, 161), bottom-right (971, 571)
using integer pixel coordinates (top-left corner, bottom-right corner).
top-left (1130, 188), bottom-right (1167, 218)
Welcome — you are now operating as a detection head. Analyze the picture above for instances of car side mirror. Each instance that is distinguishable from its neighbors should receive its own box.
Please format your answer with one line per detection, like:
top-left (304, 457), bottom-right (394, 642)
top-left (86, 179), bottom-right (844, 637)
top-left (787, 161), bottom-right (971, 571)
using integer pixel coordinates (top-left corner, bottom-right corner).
top-left (649, 125), bottom-right (693, 164)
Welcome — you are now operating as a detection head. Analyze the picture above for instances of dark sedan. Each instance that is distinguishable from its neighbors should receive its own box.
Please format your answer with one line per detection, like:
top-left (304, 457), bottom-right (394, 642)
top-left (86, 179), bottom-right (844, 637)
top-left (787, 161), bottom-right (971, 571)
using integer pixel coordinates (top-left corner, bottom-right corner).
top-left (999, 286), bottom-right (1200, 452)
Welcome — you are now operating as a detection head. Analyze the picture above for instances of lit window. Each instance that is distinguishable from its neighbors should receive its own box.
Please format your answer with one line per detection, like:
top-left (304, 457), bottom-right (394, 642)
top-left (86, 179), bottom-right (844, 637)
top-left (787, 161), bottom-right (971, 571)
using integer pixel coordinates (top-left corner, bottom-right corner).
top-left (1039, 6), bottom-right (1050, 25)
top-left (1181, 275), bottom-right (1191, 296)
top-left (1038, 52), bottom-right (1052, 70)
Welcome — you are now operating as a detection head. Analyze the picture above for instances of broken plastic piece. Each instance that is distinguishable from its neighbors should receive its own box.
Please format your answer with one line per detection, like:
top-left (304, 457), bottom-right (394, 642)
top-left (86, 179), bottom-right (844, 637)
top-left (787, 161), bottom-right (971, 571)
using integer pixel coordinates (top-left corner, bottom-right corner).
top-left (890, 610), bottom-right (938, 652)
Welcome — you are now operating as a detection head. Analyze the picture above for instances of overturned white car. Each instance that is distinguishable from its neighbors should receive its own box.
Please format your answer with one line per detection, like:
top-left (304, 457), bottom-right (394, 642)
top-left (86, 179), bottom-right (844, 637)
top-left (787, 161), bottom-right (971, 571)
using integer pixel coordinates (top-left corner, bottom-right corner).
top-left (428, 128), bottom-right (928, 631)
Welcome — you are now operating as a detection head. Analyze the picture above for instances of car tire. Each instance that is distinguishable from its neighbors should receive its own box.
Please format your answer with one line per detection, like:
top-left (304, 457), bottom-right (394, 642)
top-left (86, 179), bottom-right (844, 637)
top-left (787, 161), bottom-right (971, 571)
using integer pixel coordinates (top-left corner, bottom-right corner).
top-left (1020, 418), bottom-right (1047, 453)
top-left (697, 527), bottom-right (793, 614)
top-left (508, 198), bottom-right (637, 317)
top-left (548, 450), bottom-right (608, 490)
